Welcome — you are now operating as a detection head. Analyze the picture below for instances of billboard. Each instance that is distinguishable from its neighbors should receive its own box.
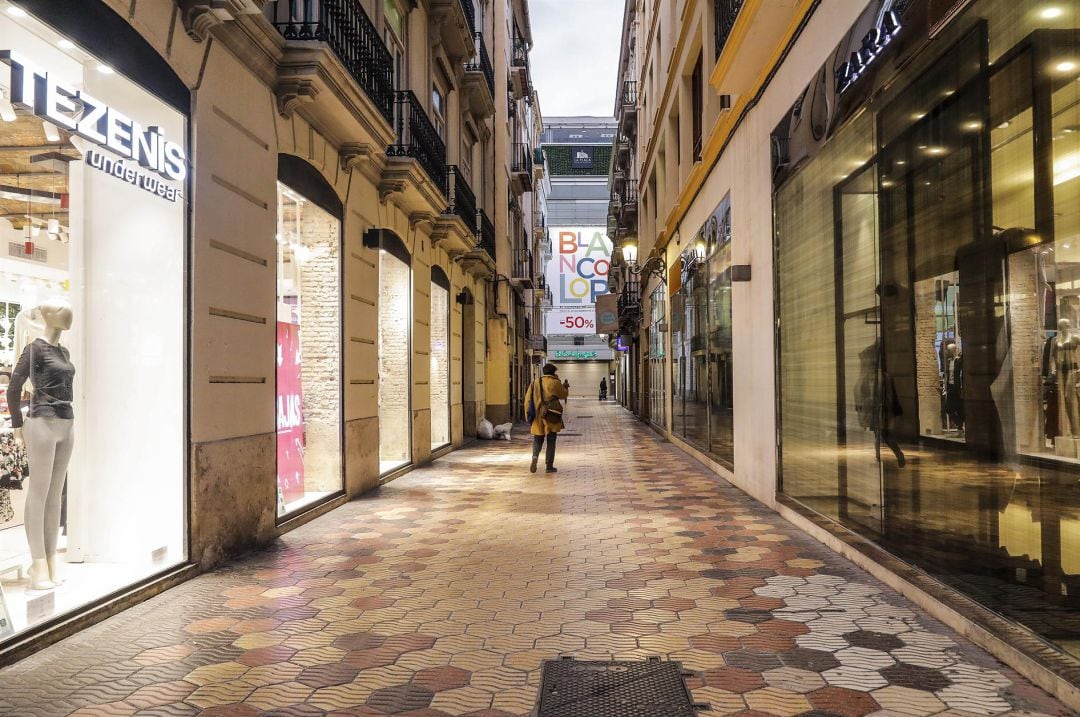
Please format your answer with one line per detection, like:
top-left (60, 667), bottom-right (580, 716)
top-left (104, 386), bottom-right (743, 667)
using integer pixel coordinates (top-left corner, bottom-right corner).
top-left (545, 227), bottom-right (613, 336)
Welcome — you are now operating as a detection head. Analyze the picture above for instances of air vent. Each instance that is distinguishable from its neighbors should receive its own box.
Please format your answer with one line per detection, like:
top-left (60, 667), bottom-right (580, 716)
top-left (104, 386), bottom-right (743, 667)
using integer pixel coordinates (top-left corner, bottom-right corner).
top-left (8, 242), bottom-right (46, 263)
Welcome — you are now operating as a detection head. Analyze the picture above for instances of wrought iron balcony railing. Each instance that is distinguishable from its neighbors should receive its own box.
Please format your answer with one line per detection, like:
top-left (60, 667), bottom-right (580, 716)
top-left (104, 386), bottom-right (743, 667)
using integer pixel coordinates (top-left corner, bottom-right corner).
top-left (465, 32), bottom-right (495, 96)
top-left (269, 0), bottom-right (395, 125)
top-left (388, 90), bottom-right (448, 196)
top-left (512, 35), bottom-right (529, 68)
top-left (622, 80), bottom-right (638, 107)
top-left (512, 142), bottom-right (533, 176)
top-left (715, 0), bottom-right (745, 60)
top-left (514, 245), bottom-right (534, 282)
top-left (459, 0), bottom-right (476, 35)
top-left (477, 209), bottom-right (496, 260)
top-left (446, 166), bottom-right (478, 235)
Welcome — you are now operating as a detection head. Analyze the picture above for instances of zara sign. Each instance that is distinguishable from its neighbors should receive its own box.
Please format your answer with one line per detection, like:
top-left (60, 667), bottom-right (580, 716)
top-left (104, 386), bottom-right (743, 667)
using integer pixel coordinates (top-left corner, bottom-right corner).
top-left (834, 11), bottom-right (902, 94)
top-left (0, 51), bottom-right (187, 182)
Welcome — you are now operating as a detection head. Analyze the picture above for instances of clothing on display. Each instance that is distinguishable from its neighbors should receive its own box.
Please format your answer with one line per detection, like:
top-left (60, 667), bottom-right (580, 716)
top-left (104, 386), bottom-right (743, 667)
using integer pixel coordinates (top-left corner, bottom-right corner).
top-left (943, 353), bottom-right (964, 429)
top-left (0, 431), bottom-right (28, 490)
top-left (6, 339), bottom-right (76, 427)
top-left (1050, 326), bottom-right (1080, 438)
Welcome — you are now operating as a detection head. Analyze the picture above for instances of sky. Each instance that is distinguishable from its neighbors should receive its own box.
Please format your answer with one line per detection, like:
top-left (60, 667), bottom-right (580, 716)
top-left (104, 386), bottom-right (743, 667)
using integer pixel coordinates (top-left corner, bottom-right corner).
top-left (528, 0), bottom-right (624, 118)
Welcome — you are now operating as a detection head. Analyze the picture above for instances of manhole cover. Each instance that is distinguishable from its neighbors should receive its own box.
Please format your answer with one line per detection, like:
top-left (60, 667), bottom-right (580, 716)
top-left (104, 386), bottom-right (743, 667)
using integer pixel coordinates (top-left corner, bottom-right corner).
top-left (536, 657), bottom-right (705, 717)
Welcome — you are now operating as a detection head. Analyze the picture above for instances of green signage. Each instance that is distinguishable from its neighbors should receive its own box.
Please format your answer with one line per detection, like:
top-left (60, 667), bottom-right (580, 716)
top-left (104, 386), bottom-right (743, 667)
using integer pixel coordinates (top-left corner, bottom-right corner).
top-left (553, 350), bottom-right (599, 359)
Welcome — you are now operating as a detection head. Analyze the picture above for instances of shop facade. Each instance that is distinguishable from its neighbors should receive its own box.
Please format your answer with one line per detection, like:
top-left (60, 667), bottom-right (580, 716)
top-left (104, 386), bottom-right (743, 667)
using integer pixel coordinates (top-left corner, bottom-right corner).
top-left (0, 0), bottom-right (514, 663)
top-left (614, 0), bottom-right (1080, 701)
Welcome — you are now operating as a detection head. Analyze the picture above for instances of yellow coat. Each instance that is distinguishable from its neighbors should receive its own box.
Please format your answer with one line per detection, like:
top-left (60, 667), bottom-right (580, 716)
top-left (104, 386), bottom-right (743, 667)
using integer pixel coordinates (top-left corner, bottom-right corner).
top-left (524, 374), bottom-right (569, 436)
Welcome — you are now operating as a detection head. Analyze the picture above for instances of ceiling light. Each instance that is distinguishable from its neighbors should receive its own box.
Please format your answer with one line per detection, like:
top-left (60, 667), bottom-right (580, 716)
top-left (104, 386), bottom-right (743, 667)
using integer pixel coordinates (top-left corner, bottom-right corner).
top-left (57, 39), bottom-right (74, 50)
top-left (6, 6), bottom-right (27, 17)
top-left (47, 218), bottom-right (59, 238)
top-left (96, 64), bottom-right (113, 74)
top-left (962, 120), bottom-right (982, 131)
top-left (913, 113), bottom-right (926, 120)
top-left (1041, 7), bottom-right (1064, 19)
top-left (998, 120), bottom-right (1011, 129)
top-left (1065, 243), bottom-right (1072, 250)
top-left (1056, 60), bottom-right (1078, 73)
top-left (896, 160), bottom-right (906, 165)
top-left (42, 121), bottom-right (60, 142)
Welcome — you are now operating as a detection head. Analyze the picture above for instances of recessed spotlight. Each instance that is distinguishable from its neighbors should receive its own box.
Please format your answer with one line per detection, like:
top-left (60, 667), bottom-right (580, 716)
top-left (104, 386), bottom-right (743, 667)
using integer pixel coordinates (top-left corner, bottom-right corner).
top-left (962, 120), bottom-right (982, 131)
top-left (6, 6), bottom-right (27, 17)
top-left (997, 121), bottom-right (1011, 129)
top-left (96, 64), bottom-right (113, 74)
top-left (896, 160), bottom-right (906, 165)
top-left (1056, 60), bottom-right (1078, 73)
top-left (1041, 7), bottom-right (1064, 19)
top-left (1065, 243), bottom-right (1072, 249)
top-left (913, 113), bottom-right (926, 120)
top-left (57, 39), bottom-right (74, 50)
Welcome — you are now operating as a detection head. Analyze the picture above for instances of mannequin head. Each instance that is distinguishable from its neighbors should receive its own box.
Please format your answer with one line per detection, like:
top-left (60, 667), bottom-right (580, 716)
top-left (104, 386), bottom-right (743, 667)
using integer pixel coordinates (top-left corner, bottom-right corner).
top-left (945, 341), bottom-right (959, 358)
top-left (1060, 318), bottom-right (1073, 337)
top-left (39, 297), bottom-right (73, 332)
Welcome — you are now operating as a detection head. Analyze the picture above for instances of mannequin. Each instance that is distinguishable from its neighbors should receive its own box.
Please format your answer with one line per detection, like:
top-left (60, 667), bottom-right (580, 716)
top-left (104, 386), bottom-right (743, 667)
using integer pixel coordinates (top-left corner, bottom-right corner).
top-left (1051, 318), bottom-right (1080, 438)
top-left (7, 298), bottom-right (75, 590)
top-left (942, 341), bottom-right (964, 430)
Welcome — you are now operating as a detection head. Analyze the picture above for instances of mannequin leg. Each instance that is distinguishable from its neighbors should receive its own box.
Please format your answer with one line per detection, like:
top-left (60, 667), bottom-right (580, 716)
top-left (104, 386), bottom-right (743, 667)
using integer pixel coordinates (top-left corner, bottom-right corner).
top-left (22, 418), bottom-right (57, 561)
top-left (42, 418), bottom-right (73, 559)
top-left (1067, 384), bottom-right (1080, 436)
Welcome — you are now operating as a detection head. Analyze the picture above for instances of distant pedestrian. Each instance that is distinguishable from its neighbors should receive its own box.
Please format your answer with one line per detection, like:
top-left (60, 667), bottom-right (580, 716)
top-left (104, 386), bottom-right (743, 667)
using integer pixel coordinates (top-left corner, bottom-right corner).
top-left (563, 379), bottom-right (570, 393)
top-left (599, 377), bottom-right (607, 400)
top-left (524, 364), bottom-right (569, 474)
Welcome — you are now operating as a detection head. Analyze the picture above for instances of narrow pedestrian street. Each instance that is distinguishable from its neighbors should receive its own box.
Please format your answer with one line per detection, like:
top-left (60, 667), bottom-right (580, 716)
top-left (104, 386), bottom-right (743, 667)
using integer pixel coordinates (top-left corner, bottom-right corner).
top-left (0, 401), bottom-right (1068, 717)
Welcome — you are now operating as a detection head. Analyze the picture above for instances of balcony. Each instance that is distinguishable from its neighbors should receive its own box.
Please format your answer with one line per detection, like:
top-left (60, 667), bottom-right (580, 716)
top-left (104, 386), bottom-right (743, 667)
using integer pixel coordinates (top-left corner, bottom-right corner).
top-left (510, 35), bottom-right (530, 99)
top-left (429, 0), bottom-right (477, 61)
top-left (460, 208), bottom-right (496, 277)
top-left (533, 147), bottom-right (546, 181)
top-left (268, 0), bottom-right (395, 138)
top-left (510, 142), bottom-right (533, 194)
top-left (463, 33), bottom-right (496, 117)
top-left (619, 182), bottom-right (638, 231)
top-left (445, 166), bottom-right (478, 235)
top-left (715, 0), bottom-right (746, 61)
top-left (621, 80), bottom-right (638, 130)
top-left (388, 90), bottom-right (448, 196)
top-left (511, 244), bottom-right (535, 289)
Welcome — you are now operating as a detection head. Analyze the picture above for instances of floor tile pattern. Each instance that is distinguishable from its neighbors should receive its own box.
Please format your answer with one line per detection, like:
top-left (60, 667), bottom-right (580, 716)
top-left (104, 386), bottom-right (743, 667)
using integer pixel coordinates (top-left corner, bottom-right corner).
top-left (0, 402), bottom-right (1071, 716)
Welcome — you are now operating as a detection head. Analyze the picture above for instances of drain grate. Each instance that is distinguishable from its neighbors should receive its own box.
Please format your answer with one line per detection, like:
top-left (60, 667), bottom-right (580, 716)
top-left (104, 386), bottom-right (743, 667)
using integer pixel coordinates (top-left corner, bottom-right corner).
top-left (535, 657), bottom-right (707, 717)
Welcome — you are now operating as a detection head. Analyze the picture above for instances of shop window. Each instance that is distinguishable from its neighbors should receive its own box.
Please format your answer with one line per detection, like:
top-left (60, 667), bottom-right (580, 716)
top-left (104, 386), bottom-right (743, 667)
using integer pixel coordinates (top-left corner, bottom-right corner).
top-left (431, 267), bottom-right (450, 449)
top-left (649, 284), bottom-right (667, 429)
top-left (275, 174), bottom-right (343, 519)
top-left (774, 0), bottom-right (1080, 659)
top-left (378, 236), bottom-right (411, 474)
top-left (671, 196), bottom-right (733, 467)
top-left (0, 9), bottom-right (185, 639)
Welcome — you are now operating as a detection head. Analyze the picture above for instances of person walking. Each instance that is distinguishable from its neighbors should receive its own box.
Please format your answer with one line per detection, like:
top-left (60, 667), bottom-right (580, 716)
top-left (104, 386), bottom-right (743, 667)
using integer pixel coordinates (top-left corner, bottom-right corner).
top-left (599, 377), bottom-right (607, 400)
top-left (524, 364), bottom-right (569, 474)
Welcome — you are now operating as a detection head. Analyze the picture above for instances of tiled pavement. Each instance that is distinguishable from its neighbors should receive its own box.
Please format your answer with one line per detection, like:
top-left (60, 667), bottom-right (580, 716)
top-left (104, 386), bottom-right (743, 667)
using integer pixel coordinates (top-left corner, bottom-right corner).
top-left (0, 401), bottom-right (1071, 716)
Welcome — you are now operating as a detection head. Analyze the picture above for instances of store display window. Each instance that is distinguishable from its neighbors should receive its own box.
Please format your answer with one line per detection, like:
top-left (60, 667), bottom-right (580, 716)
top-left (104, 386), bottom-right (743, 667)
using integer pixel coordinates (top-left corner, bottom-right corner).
top-left (430, 267), bottom-right (450, 449)
top-left (671, 196), bottom-right (734, 467)
top-left (774, 0), bottom-right (1080, 657)
top-left (0, 6), bottom-right (186, 641)
top-left (377, 234), bottom-right (411, 474)
top-left (275, 172), bottom-right (343, 519)
top-left (648, 284), bottom-right (666, 429)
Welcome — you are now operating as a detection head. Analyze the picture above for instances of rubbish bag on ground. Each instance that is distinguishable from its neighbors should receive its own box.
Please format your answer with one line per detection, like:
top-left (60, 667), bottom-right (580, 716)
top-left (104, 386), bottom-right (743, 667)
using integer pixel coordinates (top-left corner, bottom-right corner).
top-left (493, 422), bottom-right (513, 441)
top-left (477, 418), bottom-right (494, 439)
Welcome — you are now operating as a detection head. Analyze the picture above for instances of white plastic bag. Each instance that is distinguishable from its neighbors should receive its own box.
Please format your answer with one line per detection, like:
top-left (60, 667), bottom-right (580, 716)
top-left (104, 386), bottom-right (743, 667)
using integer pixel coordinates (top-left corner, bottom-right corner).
top-left (493, 422), bottom-right (513, 441)
top-left (477, 418), bottom-right (494, 439)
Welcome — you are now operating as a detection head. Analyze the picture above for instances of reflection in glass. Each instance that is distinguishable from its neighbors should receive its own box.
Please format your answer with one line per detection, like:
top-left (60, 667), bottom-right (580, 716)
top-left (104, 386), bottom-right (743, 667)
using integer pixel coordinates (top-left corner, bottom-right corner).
top-left (276, 183), bottom-right (343, 518)
top-left (379, 250), bottom-right (411, 473)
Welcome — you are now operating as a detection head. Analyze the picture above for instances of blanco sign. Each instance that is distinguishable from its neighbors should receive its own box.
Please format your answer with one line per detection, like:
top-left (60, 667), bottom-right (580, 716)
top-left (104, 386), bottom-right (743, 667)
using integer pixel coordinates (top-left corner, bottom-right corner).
top-left (0, 50), bottom-right (187, 183)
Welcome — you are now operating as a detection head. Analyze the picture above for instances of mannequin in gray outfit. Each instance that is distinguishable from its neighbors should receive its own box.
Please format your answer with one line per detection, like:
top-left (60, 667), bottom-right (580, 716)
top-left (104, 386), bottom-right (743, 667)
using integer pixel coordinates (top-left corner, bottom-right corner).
top-left (8, 298), bottom-right (74, 590)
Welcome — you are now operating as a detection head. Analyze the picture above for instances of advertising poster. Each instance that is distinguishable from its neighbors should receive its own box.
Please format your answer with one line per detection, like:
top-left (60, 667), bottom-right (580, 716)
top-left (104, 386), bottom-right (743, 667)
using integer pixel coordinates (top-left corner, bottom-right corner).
top-left (545, 227), bottom-right (613, 335)
top-left (595, 293), bottom-right (619, 333)
top-left (276, 321), bottom-right (305, 505)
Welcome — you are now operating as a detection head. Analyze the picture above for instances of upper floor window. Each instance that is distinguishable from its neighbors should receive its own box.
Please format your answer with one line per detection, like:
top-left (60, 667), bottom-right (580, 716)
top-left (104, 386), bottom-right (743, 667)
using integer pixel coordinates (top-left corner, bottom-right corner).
top-left (384, 0), bottom-right (406, 89)
top-left (384, 0), bottom-right (404, 37)
top-left (432, 84), bottom-right (446, 140)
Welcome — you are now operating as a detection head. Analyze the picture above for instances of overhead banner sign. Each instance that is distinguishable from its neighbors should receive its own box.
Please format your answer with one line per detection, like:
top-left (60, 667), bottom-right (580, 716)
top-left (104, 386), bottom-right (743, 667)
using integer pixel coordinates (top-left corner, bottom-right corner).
top-left (571, 147), bottom-right (594, 169)
top-left (595, 293), bottom-right (618, 333)
top-left (545, 227), bottom-right (613, 336)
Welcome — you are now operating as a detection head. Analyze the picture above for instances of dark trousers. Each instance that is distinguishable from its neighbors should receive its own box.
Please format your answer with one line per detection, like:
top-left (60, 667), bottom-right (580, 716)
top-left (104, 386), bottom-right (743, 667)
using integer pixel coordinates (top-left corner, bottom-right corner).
top-left (532, 433), bottom-right (557, 467)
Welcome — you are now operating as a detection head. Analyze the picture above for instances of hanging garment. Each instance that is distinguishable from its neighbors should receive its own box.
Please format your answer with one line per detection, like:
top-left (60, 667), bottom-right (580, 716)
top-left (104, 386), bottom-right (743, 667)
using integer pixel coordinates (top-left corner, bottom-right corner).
top-left (0, 430), bottom-right (27, 489)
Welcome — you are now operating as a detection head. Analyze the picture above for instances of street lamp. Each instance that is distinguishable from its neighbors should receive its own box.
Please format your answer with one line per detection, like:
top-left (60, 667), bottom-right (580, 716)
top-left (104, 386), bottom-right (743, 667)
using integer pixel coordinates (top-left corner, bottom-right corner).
top-left (619, 235), bottom-right (665, 280)
top-left (621, 236), bottom-right (639, 266)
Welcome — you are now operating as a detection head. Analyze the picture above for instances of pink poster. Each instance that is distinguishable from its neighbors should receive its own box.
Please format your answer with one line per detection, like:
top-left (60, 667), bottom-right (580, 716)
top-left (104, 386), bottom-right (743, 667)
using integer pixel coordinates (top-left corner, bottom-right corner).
top-left (277, 321), bottom-right (305, 505)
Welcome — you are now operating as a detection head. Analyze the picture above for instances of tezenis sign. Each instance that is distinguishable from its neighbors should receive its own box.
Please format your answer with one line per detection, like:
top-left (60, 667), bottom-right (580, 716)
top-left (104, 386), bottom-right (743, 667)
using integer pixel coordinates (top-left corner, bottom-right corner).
top-left (834, 11), bottom-right (901, 94)
top-left (0, 51), bottom-right (187, 183)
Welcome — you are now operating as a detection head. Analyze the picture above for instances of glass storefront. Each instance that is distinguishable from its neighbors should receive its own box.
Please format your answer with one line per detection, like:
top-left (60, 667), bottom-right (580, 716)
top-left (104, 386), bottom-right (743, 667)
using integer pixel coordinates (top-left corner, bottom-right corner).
top-left (671, 196), bottom-right (734, 467)
top-left (378, 240), bottom-right (411, 474)
top-left (647, 284), bottom-right (666, 428)
top-left (775, 0), bottom-right (1080, 657)
top-left (430, 267), bottom-right (450, 449)
top-left (0, 7), bottom-right (185, 640)
top-left (275, 178), bottom-right (343, 518)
